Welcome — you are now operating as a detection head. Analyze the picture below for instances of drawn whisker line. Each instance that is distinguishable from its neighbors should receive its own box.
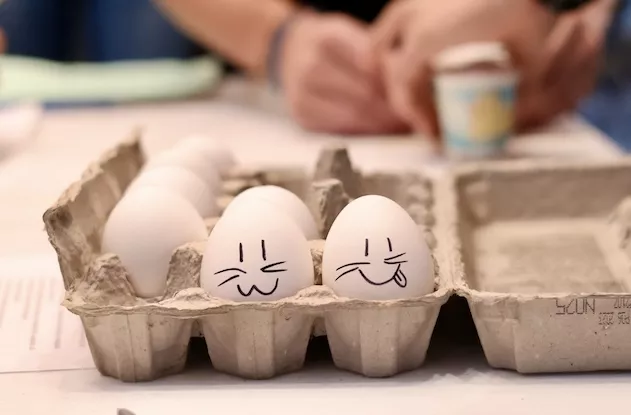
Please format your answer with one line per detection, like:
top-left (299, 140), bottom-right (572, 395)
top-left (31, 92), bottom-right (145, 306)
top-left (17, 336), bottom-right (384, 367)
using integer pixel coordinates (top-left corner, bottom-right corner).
top-left (335, 261), bottom-right (370, 271)
top-left (260, 261), bottom-right (287, 272)
top-left (214, 267), bottom-right (247, 275)
top-left (384, 252), bottom-right (406, 262)
top-left (217, 274), bottom-right (240, 287)
top-left (384, 259), bottom-right (408, 265)
top-left (335, 267), bottom-right (358, 281)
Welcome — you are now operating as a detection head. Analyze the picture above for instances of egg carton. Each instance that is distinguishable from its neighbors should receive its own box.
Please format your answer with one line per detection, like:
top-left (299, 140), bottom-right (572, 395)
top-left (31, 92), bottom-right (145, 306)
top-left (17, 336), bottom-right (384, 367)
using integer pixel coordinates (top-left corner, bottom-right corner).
top-left (43, 134), bottom-right (451, 382)
top-left (444, 158), bottom-right (631, 373)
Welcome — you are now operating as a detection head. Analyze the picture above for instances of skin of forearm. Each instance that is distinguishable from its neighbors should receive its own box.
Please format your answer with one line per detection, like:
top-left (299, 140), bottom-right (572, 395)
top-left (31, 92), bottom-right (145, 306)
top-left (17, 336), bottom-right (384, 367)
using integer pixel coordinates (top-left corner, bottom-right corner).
top-left (155, 0), bottom-right (297, 76)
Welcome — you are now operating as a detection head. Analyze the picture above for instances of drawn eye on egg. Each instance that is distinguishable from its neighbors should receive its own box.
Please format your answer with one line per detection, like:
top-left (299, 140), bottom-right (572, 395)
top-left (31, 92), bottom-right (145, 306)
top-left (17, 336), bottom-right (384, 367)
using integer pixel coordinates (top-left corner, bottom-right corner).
top-left (213, 240), bottom-right (288, 297)
top-left (334, 237), bottom-right (409, 288)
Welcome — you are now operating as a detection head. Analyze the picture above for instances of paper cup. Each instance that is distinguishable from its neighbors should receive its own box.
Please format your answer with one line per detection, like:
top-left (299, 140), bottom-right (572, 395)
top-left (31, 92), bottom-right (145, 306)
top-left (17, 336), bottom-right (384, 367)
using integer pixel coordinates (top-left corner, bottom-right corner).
top-left (434, 71), bottom-right (517, 160)
top-left (432, 42), bottom-right (517, 160)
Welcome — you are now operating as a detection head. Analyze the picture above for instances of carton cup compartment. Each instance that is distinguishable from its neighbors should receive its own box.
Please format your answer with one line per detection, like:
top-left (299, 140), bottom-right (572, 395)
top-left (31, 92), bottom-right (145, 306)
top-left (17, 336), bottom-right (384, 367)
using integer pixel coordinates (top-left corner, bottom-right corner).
top-left (324, 303), bottom-right (441, 377)
top-left (201, 310), bottom-right (314, 379)
top-left (66, 246), bottom-right (202, 382)
top-left (44, 137), bottom-right (450, 382)
top-left (448, 160), bottom-right (631, 373)
top-left (82, 314), bottom-right (194, 382)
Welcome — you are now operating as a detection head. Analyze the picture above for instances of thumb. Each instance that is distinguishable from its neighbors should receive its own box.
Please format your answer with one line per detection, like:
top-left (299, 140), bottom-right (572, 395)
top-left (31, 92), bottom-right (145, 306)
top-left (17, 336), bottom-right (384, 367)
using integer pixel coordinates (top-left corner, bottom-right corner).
top-left (382, 49), bottom-right (437, 139)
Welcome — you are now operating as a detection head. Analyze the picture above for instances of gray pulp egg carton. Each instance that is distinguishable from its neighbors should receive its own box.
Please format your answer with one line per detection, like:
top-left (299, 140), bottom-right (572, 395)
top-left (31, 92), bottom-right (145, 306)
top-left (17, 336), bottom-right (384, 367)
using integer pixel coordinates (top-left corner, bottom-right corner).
top-left (443, 159), bottom-right (631, 373)
top-left (43, 135), bottom-right (451, 382)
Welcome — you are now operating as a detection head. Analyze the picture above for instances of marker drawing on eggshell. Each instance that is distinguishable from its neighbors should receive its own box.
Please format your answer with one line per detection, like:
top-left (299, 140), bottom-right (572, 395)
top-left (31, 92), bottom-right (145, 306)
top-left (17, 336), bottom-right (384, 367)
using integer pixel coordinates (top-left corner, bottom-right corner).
top-left (335, 237), bottom-right (408, 288)
top-left (213, 240), bottom-right (287, 297)
top-left (322, 195), bottom-right (434, 300)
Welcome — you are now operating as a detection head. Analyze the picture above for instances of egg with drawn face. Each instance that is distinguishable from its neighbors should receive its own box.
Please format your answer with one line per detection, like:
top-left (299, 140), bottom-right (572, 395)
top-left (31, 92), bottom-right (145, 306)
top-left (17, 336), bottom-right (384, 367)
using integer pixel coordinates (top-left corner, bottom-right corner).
top-left (200, 202), bottom-right (314, 301)
top-left (322, 195), bottom-right (434, 300)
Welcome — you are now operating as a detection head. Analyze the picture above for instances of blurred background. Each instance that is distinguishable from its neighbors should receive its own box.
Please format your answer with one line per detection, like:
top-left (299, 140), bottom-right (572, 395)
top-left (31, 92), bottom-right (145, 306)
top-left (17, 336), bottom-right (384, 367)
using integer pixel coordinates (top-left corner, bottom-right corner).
top-left (0, 2), bottom-right (630, 407)
top-left (0, 0), bottom-right (628, 149)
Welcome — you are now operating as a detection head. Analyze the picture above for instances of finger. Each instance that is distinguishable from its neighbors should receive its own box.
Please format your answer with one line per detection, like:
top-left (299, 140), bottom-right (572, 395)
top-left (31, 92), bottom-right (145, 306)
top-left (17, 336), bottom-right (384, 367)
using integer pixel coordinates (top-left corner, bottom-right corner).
top-left (541, 19), bottom-right (585, 85)
top-left (542, 20), bottom-right (598, 114)
top-left (340, 87), bottom-right (412, 134)
top-left (381, 50), bottom-right (421, 131)
top-left (358, 93), bottom-right (412, 134)
top-left (516, 19), bottom-right (585, 130)
top-left (559, 51), bottom-right (599, 110)
top-left (371, 0), bottom-right (413, 53)
top-left (381, 33), bottom-right (438, 139)
top-left (407, 63), bottom-right (439, 138)
top-left (306, 38), bottom-right (408, 130)
top-left (295, 93), bottom-right (407, 135)
top-left (516, 82), bottom-right (554, 130)
top-left (316, 17), bottom-right (396, 102)
top-left (311, 80), bottom-right (411, 134)
top-left (518, 79), bottom-right (573, 131)
top-left (320, 16), bottom-right (379, 78)
top-left (506, 3), bottom-right (558, 69)
top-left (567, 31), bottom-right (602, 103)
top-left (306, 56), bottom-right (376, 104)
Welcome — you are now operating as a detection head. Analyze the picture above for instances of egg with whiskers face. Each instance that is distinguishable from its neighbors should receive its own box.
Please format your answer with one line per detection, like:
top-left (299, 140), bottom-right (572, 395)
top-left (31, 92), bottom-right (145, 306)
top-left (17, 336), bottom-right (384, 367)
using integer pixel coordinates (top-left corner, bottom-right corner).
top-left (322, 195), bottom-right (434, 301)
top-left (200, 203), bottom-right (314, 302)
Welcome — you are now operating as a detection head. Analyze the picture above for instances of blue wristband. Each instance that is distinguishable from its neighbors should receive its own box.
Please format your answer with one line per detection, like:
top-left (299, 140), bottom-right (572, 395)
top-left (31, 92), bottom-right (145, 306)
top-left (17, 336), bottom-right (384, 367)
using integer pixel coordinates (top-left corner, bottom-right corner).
top-left (266, 13), bottom-right (300, 90)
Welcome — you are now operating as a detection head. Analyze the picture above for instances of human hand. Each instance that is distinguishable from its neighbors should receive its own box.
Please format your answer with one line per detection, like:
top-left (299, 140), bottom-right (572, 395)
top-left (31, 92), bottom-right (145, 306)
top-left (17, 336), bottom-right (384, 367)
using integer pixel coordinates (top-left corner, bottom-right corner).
top-left (279, 12), bottom-right (408, 134)
top-left (518, 1), bottom-right (616, 129)
top-left (371, 0), bottom-right (556, 138)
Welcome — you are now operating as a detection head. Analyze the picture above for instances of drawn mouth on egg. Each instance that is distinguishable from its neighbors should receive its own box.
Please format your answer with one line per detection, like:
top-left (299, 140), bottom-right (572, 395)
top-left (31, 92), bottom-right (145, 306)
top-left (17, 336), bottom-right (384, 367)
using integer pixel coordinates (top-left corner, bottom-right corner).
top-left (237, 278), bottom-right (280, 297)
top-left (336, 258), bottom-right (408, 288)
top-left (357, 264), bottom-right (408, 288)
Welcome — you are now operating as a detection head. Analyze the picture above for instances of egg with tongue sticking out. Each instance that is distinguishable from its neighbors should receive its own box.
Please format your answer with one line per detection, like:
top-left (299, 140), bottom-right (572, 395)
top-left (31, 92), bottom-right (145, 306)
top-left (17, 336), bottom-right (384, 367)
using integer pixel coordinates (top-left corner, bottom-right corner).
top-left (322, 195), bottom-right (434, 300)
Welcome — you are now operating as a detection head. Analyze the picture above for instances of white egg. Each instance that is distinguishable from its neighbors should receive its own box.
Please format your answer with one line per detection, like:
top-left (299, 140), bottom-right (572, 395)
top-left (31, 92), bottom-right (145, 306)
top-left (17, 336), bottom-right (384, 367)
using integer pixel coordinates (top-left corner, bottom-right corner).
top-left (146, 146), bottom-right (221, 193)
top-left (102, 187), bottom-right (208, 298)
top-left (176, 134), bottom-right (236, 174)
top-left (322, 195), bottom-right (434, 300)
top-left (200, 203), bottom-right (314, 302)
top-left (222, 185), bottom-right (319, 240)
top-left (129, 165), bottom-right (219, 218)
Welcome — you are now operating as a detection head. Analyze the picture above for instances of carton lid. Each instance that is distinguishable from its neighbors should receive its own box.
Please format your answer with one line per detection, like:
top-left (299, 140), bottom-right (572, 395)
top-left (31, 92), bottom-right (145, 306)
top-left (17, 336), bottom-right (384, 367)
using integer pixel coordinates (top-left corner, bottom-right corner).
top-left (432, 42), bottom-right (510, 71)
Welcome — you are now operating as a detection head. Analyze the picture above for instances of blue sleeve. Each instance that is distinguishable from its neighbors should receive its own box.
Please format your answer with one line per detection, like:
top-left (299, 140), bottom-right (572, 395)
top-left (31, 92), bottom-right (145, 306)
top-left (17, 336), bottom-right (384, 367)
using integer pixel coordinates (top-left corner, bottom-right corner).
top-left (601, 0), bottom-right (631, 85)
top-left (579, 0), bottom-right (631, 150)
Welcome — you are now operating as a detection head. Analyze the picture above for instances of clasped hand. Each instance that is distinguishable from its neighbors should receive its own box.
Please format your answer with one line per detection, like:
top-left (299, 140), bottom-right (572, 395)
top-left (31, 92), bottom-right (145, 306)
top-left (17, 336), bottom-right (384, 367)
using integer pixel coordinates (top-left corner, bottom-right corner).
top-left (278, 0), bottom-right (610, 137)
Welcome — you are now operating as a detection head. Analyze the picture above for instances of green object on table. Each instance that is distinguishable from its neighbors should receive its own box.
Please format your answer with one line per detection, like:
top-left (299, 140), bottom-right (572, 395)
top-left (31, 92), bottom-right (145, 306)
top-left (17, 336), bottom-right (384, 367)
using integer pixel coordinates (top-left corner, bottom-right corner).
top-left (0, 55), bottom-right (223, 104)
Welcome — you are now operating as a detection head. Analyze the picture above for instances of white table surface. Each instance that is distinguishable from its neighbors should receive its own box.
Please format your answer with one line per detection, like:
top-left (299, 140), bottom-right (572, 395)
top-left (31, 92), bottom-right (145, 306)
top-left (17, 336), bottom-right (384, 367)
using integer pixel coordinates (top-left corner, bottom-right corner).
top-left (0, 78), bottom-right (628, 414)
top-left (3, 343), bottom-right (631, 415)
